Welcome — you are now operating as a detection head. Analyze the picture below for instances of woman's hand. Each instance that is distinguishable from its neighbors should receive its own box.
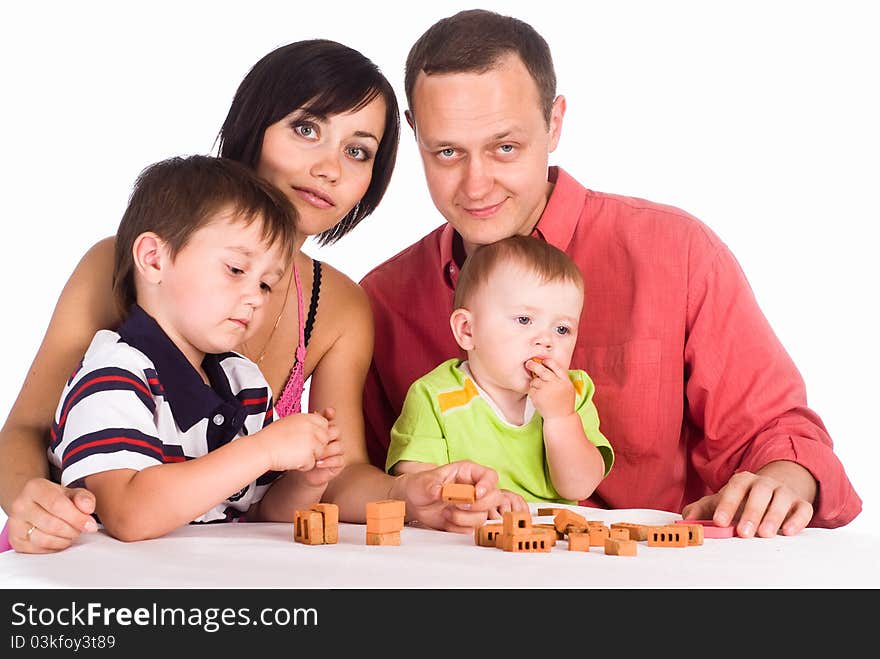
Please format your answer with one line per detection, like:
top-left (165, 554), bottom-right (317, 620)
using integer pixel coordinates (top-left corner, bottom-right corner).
top-left (7, 478), bottom-right (98, 553)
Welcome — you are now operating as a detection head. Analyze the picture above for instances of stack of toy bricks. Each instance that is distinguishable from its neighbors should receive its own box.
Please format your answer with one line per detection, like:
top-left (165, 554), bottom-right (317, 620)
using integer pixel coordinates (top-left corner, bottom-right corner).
top-left (365, 499), bottom-right (406, 546)
top-left (293, 503), bottom-right (339, 545)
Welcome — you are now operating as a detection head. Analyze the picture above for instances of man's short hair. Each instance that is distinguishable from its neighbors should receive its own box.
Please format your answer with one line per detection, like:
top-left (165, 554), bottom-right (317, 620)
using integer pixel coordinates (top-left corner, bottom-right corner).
top-left (405, 9), bottom-right (557, 125)
top-left (112, 155), bottom-right (297, 314)
top-left (453, 235), bottom-right (583, 310)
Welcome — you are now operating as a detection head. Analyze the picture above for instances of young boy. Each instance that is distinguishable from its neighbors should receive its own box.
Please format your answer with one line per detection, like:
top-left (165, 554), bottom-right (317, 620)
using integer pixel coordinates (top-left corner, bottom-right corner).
top-left (48, 155), bottom-right (341, 544)
top-left (386, 236), bottom-right (613, 506)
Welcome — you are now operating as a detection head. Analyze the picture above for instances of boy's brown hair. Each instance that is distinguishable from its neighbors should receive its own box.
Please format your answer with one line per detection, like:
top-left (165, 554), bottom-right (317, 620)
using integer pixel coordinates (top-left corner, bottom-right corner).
top-left (112, 155), bottom-right (298, 314)
top-left (453, 235), bottom-right (583, 310)
top-left (405, 9), bottom-right (557, 125)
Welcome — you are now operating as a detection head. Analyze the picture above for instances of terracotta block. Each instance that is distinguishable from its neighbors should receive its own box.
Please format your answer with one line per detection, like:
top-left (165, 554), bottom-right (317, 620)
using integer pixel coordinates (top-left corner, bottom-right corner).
top-left (647, 525), bottom-right (689, 547)
top-left (366, 515), bottom-right (404, 534)
top-left (568, 531), bottom-right (591, 552)
top-left (313, 503), bottom-right (339, 544)
top-left (604, 538), bottom-right (638, 556)
top-left (366, 530), bottom-right (401, 546)
top-left (532, 526), bottom-right (557, 546)
top-left (609, 527), bottom-right (629, 540)
top-left (293, 510), bottom-right (324, 545)
top-left (588, 525), bottom-right (610, 546)
top-left (533, 523), bottom-right (563, 541)
top-left (441, 483), bottom-right (476, 503)
top-left (475, 524), bottom-right (504, 547)
top-left (499, 532), bottom-right (552, 552)
top-left (674, 522), bottom-right (704, 545)
top-left (502, 510), bottom-right (533, 536)
top-left (365, 499), bottom-right (406, 519)
top-left (536, 507), bottom-right (565, 517)
top-left (553, 509), bottom-right (589, 534)
top-left (610, 522), bottom-right (650, 541)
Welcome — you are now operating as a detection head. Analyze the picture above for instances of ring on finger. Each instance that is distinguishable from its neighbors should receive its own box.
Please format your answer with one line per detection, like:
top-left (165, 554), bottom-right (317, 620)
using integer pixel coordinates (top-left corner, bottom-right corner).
top-left (26, 525), bottom-right (36, 538)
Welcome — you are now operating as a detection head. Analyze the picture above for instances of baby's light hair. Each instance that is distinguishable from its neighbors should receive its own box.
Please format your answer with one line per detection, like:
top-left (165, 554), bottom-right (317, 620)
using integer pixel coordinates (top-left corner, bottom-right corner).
top-left (453, 235), bottom-right (583, 310)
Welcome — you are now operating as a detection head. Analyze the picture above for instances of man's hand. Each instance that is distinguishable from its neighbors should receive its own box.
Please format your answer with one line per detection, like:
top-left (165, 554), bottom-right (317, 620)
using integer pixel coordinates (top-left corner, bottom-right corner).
top-left (398, 460), bottom-right (504, 533)
top-left (681, 460), bottom-right (816, 537)
top-left (7, 478), bottom-right (98, 553)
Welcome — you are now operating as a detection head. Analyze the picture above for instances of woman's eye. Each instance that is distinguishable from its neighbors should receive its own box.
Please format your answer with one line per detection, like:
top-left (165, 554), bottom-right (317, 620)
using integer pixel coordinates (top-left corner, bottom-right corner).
top-left (227, 265), bottom-right (244, 275)
top-left (347, 145), bottom-right (371, 161)
top-left (294, 122), bottom-right (318, 139)
top-left (260, 282), bottom-right (272, 293)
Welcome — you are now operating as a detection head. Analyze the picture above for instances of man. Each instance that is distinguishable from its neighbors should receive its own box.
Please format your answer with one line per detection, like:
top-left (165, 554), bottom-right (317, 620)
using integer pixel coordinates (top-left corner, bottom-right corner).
top-left (360, 9), bottom-right (861, 537)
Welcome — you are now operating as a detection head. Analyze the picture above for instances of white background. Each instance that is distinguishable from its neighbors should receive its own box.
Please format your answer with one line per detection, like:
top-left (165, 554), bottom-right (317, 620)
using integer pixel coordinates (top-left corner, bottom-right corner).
top-left (1, 1), bottom-right (877, 536)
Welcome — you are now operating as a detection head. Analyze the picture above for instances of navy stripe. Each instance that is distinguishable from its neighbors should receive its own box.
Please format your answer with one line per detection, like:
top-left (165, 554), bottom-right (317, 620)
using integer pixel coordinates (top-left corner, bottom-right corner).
top-left (61, 427), bottom-right (165, 472)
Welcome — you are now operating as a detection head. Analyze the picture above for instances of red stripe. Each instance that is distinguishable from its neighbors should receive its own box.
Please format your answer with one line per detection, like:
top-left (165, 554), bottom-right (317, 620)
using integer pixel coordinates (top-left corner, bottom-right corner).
top-left (60, 375), bottom-right (151, 426)
top-left (64, 436), bottom-right (162, 462)
top-left (241, 397), bottom-right (267, 406)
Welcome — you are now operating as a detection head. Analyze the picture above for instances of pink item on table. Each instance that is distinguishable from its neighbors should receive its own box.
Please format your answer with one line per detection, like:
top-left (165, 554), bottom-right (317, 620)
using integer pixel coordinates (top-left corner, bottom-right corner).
top-left (0, 521), bottom-right (12, 552)
top-left (675, 518), bottom-right (735, 538)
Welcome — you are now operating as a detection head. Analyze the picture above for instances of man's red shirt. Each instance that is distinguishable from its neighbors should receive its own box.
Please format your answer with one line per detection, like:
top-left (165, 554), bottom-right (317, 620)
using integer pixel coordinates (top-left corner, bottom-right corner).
top-left (360, 167), bottom-right (861, 527)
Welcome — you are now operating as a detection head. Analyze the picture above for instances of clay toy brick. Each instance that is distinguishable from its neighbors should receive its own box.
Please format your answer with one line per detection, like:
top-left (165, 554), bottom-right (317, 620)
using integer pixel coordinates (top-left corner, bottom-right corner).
top-left (673, 522), bottom-right (704, 545)
top-left (536, 507), bottom-right (565, 517)
top-left (313, 503), bottom-right (339, 544)
top-left (674, 519), bottom-right (734, 538)
top-left (647, 525), bottom-right (689, 547)
top-left (441, 483), bottom-right (476, 503)
top-left (604, 537), bottom-right (637, 556)
top-left (609, 527), bottom-right (630, 541)
top-left (293, 510), bottom-right (324, 545)
top-left (499, 532), bottom-right (552, 552)
top-left (502, 510), bottom-right (533, 536)
top-left (531, 526), bottom-right (557, 546)
top-left (588, 524), bottom-right (610, 546)
top-left (366, 499), bottom-right (406, 520)
top-left (475, 524), bottom-right (504, 547)
top-left (533, 523), bottom-right (563, 541)
top-left (366, 531), bottom-right (401, 546)
top-left (553, 509), bottom-right (589, 535)
top-left (610, 522), bottom-right (650, 541)
top-left (366, 516), bottom-right (405, 534)
top-left (567, 531), bottom-right (591, 552)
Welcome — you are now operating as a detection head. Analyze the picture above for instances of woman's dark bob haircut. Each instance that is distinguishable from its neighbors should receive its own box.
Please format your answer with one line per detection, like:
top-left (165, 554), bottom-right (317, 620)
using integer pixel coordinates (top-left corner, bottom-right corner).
top-left (218, 39), bottom-right (400, 245)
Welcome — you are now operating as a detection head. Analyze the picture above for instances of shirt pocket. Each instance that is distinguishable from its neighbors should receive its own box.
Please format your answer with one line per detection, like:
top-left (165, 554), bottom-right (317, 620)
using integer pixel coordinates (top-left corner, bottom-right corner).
top-left (573, 339), bottom-right (662, 459)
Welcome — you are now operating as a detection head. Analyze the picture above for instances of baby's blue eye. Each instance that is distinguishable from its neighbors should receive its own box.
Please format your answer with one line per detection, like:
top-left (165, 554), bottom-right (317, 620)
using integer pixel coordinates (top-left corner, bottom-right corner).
top-left (556, 326), bottom-right (570, 335)
top-left (516, 316), bottom-right (530, 325)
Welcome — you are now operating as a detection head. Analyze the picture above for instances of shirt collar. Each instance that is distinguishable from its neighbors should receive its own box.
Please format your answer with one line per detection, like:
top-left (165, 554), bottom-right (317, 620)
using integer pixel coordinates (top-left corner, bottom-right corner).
top-left (439, 166), bottom-right (586, 288)
top-left (117, 305), bottom-right (240, 431)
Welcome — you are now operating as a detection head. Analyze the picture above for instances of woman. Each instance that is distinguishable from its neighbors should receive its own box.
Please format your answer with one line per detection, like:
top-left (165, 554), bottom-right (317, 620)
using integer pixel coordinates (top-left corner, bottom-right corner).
top-left (0, 40), bottom-right (504, 553)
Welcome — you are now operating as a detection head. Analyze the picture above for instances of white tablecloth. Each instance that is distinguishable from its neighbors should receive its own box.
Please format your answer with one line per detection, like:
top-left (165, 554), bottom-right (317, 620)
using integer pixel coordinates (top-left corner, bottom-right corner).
top-left (2, 505), bottom-right (877, 588)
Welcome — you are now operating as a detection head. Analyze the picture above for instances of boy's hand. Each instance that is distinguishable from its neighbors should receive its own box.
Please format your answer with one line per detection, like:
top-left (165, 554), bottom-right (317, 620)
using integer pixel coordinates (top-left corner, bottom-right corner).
top-left (257, 412), bottom-right (333, 472)
top-left (526, 357), bottom-right (575, 420)
top-left (7, 478), bottom-right (98, 553)
top-left (298, 407), bottom-right (345, 487)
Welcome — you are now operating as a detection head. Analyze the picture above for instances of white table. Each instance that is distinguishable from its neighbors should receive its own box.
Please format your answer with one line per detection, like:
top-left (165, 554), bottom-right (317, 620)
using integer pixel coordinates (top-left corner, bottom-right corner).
top-left (2, 505), bottom-right (878, 588)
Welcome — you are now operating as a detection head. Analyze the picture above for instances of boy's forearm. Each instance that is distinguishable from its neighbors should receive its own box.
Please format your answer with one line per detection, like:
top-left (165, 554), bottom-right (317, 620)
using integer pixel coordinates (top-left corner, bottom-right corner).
top-left (543, 414), bottom-right (605, 501)
top-left (89, 436), bottom-right (270, 541)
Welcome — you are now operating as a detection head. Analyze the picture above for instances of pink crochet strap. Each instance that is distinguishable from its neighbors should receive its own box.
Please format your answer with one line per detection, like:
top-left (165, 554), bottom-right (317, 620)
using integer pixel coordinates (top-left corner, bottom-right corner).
top-left (274, 258), bottom-right (307, 418)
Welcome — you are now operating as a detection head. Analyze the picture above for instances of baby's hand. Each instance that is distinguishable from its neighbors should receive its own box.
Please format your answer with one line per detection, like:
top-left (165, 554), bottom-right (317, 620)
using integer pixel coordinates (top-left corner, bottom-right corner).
top-left (526, 357), bottom-right (575, 420)
top-left (483, 489), bottom-right (530, 520)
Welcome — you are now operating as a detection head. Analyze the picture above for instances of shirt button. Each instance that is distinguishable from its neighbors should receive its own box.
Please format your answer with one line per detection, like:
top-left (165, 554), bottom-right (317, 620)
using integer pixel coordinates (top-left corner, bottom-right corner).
top-left (448, 264), bottom-right (456, 274)
top-left (212, 414), bottom-right (225, 426)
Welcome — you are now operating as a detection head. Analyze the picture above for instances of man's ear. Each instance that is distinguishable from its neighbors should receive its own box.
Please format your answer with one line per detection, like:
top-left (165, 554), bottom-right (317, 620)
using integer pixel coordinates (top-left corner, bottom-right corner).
top-left (404, 109), bottom-right (415, 132)
top-left (132, 232), bottom-right (167, 285)
top-left (450, 308), bottom-right (475, 351)
top-left (547, 94), bottom-right (566, 153)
